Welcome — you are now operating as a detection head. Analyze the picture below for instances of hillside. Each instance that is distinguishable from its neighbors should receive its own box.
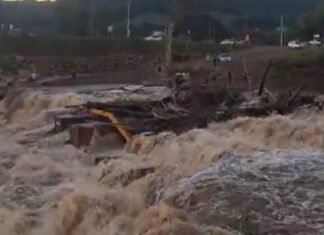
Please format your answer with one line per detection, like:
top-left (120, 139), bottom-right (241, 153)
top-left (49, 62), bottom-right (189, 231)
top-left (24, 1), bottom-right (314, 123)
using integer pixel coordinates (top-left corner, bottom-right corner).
top-left (0, 0), bottom-right (322, 38)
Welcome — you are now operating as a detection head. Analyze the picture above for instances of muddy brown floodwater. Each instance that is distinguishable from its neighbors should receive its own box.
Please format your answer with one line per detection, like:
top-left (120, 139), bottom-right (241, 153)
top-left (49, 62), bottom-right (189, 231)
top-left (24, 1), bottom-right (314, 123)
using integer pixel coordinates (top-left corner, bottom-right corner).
top-left (0, 86), bottom-right (324, 235)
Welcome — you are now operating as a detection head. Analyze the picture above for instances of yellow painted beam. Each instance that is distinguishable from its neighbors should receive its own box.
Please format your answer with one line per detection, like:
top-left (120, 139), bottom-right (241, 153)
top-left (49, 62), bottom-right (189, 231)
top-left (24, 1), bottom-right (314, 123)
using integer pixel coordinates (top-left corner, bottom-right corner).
top-left (89, 108), bottom-right (132, 142)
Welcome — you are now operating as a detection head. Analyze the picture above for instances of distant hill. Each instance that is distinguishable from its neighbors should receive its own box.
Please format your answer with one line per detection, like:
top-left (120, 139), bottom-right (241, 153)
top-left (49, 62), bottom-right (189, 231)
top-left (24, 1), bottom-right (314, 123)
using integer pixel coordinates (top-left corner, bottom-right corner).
top-left (0, 0), bottom-right (322, 39)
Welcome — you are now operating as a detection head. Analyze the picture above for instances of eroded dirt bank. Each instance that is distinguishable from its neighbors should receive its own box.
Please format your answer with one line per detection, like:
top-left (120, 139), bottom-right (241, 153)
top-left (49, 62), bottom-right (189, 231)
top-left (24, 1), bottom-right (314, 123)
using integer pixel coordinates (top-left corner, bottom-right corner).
top-left (0, 88), bottom-right (324, 235)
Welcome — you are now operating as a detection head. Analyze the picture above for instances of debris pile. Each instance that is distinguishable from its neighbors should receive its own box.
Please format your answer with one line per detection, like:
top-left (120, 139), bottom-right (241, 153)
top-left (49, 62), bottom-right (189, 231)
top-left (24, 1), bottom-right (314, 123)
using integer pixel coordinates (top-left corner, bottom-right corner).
top-left (172, 62), bottom-right (322, 121)
top-left (49, 78), bottom-right (324, 151)
top-left (54, 100), bottom-right (206, 149)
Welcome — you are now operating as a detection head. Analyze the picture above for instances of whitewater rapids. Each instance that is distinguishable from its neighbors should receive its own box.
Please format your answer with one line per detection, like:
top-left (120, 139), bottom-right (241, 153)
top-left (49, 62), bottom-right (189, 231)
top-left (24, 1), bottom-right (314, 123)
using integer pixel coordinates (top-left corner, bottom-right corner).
top-left (0, 88), bottom-right (323, 235)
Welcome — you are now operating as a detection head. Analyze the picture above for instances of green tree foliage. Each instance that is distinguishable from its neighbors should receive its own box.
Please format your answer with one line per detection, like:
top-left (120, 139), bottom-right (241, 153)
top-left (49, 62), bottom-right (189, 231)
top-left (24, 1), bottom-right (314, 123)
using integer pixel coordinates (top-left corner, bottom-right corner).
top-left (298, 14), bottom-right (316, 37)
top-left (56, 0), bottom-right (91, 36)
top-left (12, 0), bottom-right (320, 38)
top-left (177, 14), bottom-right (231, 41)
top-left (297, 4), bottom-right (324, 38)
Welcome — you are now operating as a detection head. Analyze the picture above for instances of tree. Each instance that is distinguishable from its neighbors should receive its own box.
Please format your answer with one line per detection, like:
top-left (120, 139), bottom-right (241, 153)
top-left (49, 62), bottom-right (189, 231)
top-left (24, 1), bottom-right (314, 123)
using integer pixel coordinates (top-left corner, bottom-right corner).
top-left (176, 14), bottom-right (231, 41)
top-left (163, 0), bottom-right (183, 78)
top-left (56, 0), bottom-right (99, 36)
top-left (298, 14), bottom-right (316, 37)
top-left (297, 4), bottom-right (324, 38)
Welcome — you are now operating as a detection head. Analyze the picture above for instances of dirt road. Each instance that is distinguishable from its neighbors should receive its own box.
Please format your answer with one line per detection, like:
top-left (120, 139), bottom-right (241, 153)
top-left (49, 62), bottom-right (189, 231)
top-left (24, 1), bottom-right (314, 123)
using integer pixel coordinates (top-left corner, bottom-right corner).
top-left (17, 46), bottom-right (324, 94)
top-left (38, 69), bottom-right (157, 87)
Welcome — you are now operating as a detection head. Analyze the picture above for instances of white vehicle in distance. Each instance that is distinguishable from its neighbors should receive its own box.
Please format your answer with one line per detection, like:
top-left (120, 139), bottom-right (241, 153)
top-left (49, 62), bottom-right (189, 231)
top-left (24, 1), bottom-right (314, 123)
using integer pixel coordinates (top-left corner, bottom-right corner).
top-left (144, 31), bottom-right (164, 41)
top-left (288, 40), bottom-right (306, 49)
top-left (144, 35), bottom-right (163, 41)
top-left (309, 39), bottom-right (321, 46)
top-left (220, 39), bottom-right (235, 46)
top-left (215, 53), bottom-right (232, 62)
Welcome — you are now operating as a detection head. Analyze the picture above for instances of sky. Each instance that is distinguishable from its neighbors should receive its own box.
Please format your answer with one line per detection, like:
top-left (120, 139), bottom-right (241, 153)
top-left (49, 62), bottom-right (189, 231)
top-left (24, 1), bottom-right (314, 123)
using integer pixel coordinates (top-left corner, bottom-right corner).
top-left (2, 0), bottom-right (56, 2)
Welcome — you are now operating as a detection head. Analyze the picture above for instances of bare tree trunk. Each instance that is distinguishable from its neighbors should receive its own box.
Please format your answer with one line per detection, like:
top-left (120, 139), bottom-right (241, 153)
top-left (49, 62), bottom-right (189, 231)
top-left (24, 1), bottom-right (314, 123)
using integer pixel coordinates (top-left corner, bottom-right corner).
top-left (258, 61), bottom-right (272, 96)
top-left (164, 23), bottom-right (174, 79)
top-left (88, 1), bottom-right (96, 37)
top-left (243, 58), bottom-right (252, 91)
top-left (127, 0), bottom-right (132, 38)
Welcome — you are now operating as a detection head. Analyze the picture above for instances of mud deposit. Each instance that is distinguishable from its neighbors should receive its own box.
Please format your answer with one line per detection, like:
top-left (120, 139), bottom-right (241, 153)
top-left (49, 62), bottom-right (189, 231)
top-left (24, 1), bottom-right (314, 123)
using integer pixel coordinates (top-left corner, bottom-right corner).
top-left (0, 88), bottom-right (324, 235)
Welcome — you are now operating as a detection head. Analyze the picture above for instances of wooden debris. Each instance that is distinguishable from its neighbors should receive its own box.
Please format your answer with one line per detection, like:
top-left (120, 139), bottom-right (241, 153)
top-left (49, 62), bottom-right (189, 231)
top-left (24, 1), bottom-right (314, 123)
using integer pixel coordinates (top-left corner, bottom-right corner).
top-left (54, 114), bottom-right (91, 132)
top-left (258, 61), bottom-right (272, 96)
top-left (69, 122), bottom-right (117, 148)
top-left (227, 72), bottom-right (232, 88)
top-left (243, 59), bottom-right (252, 91)
top-left (286, 83), bottom-right (307, 109)
top-left (50, 62), bottom-right (324, 151)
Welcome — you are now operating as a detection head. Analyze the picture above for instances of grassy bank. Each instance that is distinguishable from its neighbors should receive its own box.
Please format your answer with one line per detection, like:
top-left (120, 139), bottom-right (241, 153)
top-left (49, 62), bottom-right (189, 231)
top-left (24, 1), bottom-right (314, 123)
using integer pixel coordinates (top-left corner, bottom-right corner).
top-left (0, 37), bottom-right (221, 56)
top-left (269, 47), bottom-right (324, 93)
top-left (273, 48), bottom-right (324, 69)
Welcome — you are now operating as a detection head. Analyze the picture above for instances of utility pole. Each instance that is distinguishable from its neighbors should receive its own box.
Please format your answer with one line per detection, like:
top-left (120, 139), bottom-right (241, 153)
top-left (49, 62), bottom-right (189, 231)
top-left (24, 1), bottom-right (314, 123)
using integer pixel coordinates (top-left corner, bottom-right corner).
top-left (186, 29), bottom-right (191, 51)
top-left (280, 15), bottom-right (284, 47)
top-left (242, 13), bottom-right (249, 40)
top-left (127, 0), bottom-right (132, 38)
top-left (164, 23), bottom-right (174, 79)
top-left (244, 13), bottom-right (249, 35)
top-left (88, 0), bottom-right (97, 37)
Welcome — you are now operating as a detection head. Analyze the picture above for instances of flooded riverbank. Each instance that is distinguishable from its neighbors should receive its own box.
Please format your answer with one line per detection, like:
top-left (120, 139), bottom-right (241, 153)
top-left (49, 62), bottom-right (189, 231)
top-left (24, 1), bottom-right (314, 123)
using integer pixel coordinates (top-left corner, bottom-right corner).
top-left (0, 87), bottom-right (324, 235)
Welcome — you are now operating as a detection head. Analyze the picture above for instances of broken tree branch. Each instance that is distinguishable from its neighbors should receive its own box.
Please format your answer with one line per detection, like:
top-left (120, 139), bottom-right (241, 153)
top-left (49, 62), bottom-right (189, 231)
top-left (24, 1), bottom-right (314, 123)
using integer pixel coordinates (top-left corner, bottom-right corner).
top-left (227, 72), bottom-right (232, 89)
top-left (243, 58), bottom-right (252, 91)
top-left (286, 83), bottom-right (307, 108)
top-left (258, 61), bottom-right (272, 96)
top-left (164, 23), bottom-right (175, 79)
